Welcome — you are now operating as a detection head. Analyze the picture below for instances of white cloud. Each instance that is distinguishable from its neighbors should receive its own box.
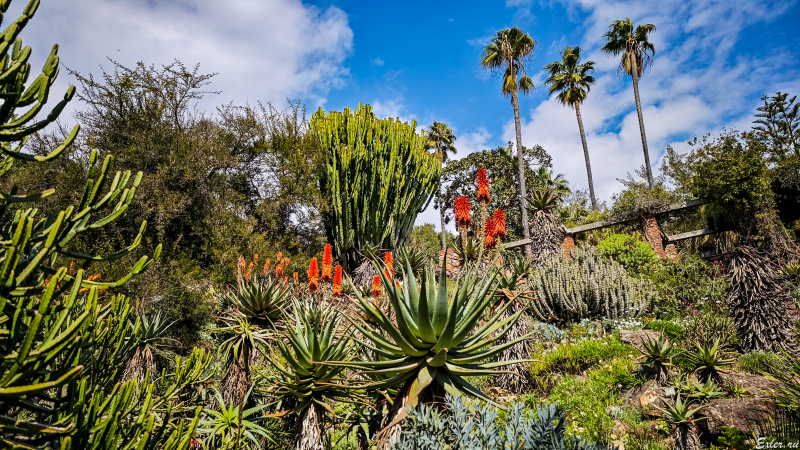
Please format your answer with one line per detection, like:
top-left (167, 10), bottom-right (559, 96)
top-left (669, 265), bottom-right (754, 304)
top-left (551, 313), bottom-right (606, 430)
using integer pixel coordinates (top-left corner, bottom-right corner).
top-left (455, 128), bottom-right (493, 157)
top-left (19, 0), bottom-right (353, 115)
top-left (371, 57), bottom-right (385, 67)
top-left (505, 0), bottom-right (800, 203)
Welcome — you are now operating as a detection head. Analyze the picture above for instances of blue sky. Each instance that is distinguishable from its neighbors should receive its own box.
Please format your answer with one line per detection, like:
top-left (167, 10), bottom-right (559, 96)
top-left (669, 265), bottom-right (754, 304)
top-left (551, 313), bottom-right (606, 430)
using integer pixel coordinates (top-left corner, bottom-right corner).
top-left (20, 0), bottom-right (800, 231)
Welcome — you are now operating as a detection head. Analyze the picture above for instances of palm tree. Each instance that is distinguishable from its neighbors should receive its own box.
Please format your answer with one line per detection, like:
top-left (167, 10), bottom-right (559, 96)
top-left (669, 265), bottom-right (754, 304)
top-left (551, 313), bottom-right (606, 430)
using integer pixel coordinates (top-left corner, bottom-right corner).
top-left (424, 121), bottom-right (457, 251)
top-left (543, 46), bottom-right (598, 210)
top-left (481, 27), bottom-right (536, 258)
top-left (602, 18), bottom-right (657, 189)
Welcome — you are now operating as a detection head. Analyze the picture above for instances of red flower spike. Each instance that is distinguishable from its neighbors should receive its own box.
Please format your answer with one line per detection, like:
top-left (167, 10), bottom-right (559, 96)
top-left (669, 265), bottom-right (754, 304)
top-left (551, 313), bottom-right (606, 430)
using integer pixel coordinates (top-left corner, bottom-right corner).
top-left (454, 196), bottom-right (472, 229)
top-left (332, 265), bottom-right (343, 297)
top-left (371, 276), bottom-right (381, 297)
top-left (307, 258), bottom-right (319, 282)
top-left (321, 244), bottom-right (333, 282)
top-left (484, 217), bottom-right (497, 249)
top-left (384, 252), bottom-right (394, 278)
top-left (492, 209), bottom-right (507, 239)
top-left (476, 167), bottom-right (490, 204)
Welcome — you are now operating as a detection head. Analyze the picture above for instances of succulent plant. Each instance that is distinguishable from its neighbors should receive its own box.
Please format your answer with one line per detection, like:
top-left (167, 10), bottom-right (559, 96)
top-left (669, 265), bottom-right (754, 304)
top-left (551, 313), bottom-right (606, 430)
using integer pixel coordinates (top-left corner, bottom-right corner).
top-left (224, 275), bottom-right (291, 327)
top-left (655, 394), bottom-right (706, 450)
top-left (687, 338), bottom-right (735, 384)
top-left (340, 256), bottom-right (532, 440)
top-left (639, 335), bottom-right (675, 383)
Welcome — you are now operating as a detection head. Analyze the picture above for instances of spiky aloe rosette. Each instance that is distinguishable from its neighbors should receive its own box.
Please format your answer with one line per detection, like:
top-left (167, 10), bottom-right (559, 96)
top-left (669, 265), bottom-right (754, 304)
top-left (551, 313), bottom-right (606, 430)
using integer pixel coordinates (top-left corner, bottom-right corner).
top-left (341, 256), bottom-right (532, 406)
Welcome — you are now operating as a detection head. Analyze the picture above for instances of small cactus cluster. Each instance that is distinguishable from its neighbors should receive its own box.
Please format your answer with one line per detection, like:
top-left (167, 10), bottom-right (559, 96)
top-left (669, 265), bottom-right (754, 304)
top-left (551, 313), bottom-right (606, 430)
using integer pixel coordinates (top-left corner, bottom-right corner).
top-left (529, 246), bottom-right (655, 322)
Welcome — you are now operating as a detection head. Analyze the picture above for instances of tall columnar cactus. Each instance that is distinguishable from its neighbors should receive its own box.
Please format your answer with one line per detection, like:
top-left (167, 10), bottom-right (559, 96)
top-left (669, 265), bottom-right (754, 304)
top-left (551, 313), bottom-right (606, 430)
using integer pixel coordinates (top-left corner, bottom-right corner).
top-left (0, 1), bottom-right (201, 447)
top-left (311, 104), bottom-right (441, 270)
top-left (529, 246), bottom-right (655, 322)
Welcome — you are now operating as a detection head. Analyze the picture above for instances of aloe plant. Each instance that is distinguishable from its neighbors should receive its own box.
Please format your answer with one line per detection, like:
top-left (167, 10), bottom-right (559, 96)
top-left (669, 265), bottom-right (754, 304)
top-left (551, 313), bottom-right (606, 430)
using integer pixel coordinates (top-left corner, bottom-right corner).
top-left (340, 256), bottom-right (531, 443)
top-left (197, 389), bottom-right (274, 450)
top-left (655, 394), bottom-right (706, 450)
top-left (121, 311), bottom-right (176, 384)
top-left (687, 338), bottom-right (735, 384)
top-left (639, 335), bottom-right (675, 383)
top-left (224, 275), bottom-right (290, 327)
top-left (265, 301), bottom-right (357, 450)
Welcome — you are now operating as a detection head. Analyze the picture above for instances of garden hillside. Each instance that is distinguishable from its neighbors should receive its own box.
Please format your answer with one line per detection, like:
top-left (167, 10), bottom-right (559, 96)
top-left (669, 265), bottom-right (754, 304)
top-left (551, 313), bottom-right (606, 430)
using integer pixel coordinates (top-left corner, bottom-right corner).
top-left (1, 1), bottom-right (799, 449)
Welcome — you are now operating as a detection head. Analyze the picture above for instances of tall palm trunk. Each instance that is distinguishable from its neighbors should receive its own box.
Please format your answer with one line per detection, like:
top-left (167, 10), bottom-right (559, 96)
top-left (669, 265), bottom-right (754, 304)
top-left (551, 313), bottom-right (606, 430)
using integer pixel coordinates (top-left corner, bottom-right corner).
top-left (630, 57), bottom-right (654, 189)
top-left (574, 101), bottom-right (597, 210)
top-left (511, 88), bottom-right (532, 258)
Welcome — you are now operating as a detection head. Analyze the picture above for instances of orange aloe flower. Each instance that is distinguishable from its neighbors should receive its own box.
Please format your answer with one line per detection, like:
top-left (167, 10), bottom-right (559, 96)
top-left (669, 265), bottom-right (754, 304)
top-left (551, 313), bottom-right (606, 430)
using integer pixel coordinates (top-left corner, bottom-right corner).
top-left (492, 209), bottom-right (507, 239)
top-left (238, 256), bottom-right (246, 276)
top-left (476, 167), bottom-right (490, 204)
top-left (246, 261), bottom-right (254, 281)
top-left (263, 258), bottom-right (271, 276)
top-left (321, 244), bottom-right (333, 283)
top-left (484, 217), bottom-right (497, 249)
top-left (307, 258), bottom-right (319, 292)
top-left (332, 265), bottom-right (343, 297)
top-left (293, 272), bottom-right (299, 285)
top-left (371, 276), bottom-right (381, 297)
top-left (384, 251), bottom-right (394, 279)
top-left (454, 196), bottom-right (472, 229)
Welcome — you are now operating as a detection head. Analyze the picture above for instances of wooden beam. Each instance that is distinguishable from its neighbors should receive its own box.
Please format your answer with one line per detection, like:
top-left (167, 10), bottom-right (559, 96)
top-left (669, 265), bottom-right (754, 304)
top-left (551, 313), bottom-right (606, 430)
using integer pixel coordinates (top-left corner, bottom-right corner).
top-left (666, 228), bottom-right (717, 242)
top-left (660, 198), bottom-right (710, 214)
top-left (567, 219), bottom-right (623, 234)
top-left (504, 238), bottom-right (530, 249)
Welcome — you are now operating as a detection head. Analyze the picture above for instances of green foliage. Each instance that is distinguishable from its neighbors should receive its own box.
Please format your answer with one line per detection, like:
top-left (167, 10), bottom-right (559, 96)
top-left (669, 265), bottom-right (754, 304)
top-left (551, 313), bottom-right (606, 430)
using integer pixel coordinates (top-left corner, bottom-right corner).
top-left (717, 426), bottom-right (751, 450)
top-left (767, 352), bottom-right (800, 412)
top-left (530, 335), bottom-right (639, 377)
top-left (198, 389), bottom-right (273, 450)
top-left (311, 103), bottom-right (440, 270)
top-left (222, 273), bottom-right (290, 327)
top-left (597, 234), bottom-right (658, 275)
top-left (686, 339), bottom-right (735, 384)
top-left (342, 258), bottom-right (528, 404)
top-left (648, 254), bottom-right (728, 319)
top-left (690, 378), bottom-right (723, 401)
top-left (407, 224), bottom-right (441, 260)
top-left (639, 336), bottom-right (675, 383)
top-left (396, 393), bottom-right (606, 450)
top-left (529, 246), bottom-right (656, 323)
top-left (772, 156), bottom-right (800, 226)
top-left (737, 351), bottom-right (788, 375)
top-left (655, 394), bottom-right (705, 427)
top-left (645, 320), bottom-right (686, 342)
top-left (753, 91), bottom-right (800, 162)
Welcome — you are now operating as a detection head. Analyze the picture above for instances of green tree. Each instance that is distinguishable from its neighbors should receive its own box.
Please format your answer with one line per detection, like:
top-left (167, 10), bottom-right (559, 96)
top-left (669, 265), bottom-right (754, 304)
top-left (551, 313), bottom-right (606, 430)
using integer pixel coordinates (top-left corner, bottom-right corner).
top-left (753, 91), bottom-right (800, 161)
top-left (441, 144), bottom-right (551, 240)
top-left (481, 27), bottom-right (536, 257)
top-left (408, 223), bottom-right (443, 259)
top-left (602, 18), bottom-right (657, 189)
top-left (543, 46), bottom-right (598, 210)
top-left (311, 104), bottom-right (440, 271)
top-left (424, 121), bottom-right (457, 250)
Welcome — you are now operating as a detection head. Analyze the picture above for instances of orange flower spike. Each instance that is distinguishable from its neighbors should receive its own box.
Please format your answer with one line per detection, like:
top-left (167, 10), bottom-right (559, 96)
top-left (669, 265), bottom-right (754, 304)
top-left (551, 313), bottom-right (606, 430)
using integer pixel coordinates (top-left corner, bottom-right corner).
top-left (371, 276), bottom-right (381, 297)
top-left (309, 278), bottom-right (319, 292)
top-left (276, 252), bottom-right (282, 264)
top-left (454, 196), bottom-right (472, 229)
top-left (384, 252), bottom-right (394, 278)
top-left (263, 258), bottom-right (271, 276)
top-left (332, 265), bottom-right (343, 297)
top-left (307, 258), bottom-right (319, 282)
top-left (69, 262), bottom-right (75, 275)
top-left (253, 254), bottom-right (258, 268)
top-left (492, 209), bottom-right (507, 239)
top-left (238, 256), bottom-right (246, 275)
top-left (484, 217), bottom-right (497, 249)
top-left (293, 272), bottom-right (299, 285)
top-left (476, 167), bottom-right (490, 204)
top-left (246, 261), bottom-right (254, 281)
top-left (321, 244), bottom-right (333, 283)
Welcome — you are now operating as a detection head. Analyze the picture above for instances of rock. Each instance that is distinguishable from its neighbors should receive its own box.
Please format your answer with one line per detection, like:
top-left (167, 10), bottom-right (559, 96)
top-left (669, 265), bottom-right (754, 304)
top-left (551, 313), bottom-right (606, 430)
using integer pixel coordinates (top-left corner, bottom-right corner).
top-left (622, 379), bottom-right (667, 418)
top-left (619, 330), bottom-right (661, 354)
top-left (699, 398), bottom-right (778, 435)
top-left (722, 371), bottom-right (781, 398)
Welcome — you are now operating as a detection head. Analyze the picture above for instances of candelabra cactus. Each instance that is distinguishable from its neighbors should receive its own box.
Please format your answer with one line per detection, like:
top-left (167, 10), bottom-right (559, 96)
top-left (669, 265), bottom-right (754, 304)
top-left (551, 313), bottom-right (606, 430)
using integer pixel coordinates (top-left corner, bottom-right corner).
top-left (529, 246), bottom-right (655, 322)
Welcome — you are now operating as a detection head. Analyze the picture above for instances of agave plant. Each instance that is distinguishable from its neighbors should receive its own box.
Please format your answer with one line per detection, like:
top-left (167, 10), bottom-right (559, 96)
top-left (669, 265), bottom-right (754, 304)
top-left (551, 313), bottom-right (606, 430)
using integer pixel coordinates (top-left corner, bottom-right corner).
top-left (397, 246), bottom-right (429, 278)
top-left (655, 394), bottom-right (706, 450)
top-left (265, 301), bottom-right (357, 450)
top-left (214, 313), bottom-right (272, 408)
top-left (687, 338), bottom-right (735, 385)
top-left (197, 388), bottom-right (274, 450)
top-left (639, 335), bottom-right (675, 384)
top-left (121, 311), bottom-right (176, 384)
top-left (340, 257), bottom-right (532, 443)
top-left (224, 275), bottom-right (290, 327)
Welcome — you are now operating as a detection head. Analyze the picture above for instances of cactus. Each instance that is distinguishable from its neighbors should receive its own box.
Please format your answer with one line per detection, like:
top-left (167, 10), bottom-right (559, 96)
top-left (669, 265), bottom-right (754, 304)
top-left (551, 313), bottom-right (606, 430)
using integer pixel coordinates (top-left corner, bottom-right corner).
top-left (529, 246), bottom-right (655, 322)
top-left (311, 104), bottom-right (441, 270)
top-left (0, 1), bottom-right (208, 447)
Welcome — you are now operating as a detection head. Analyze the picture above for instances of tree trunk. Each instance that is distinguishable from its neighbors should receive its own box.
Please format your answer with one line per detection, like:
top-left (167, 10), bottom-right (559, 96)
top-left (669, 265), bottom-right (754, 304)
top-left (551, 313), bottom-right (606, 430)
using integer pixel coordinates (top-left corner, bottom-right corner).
top-left (295, 403), bottom-right (326, 450)
top-left (630, 59), bottom-right (654, 190)
top-left (439, 177), bottom-right (447, 251)
top-left (574, 102), bottom-right (597, 210)
top-left (511, 88), bottom-right (531, 258)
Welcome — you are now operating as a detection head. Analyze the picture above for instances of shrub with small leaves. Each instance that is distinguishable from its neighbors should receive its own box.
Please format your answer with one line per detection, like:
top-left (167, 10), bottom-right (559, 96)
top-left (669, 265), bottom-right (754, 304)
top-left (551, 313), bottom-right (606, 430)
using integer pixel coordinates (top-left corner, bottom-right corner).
top-left (597, 234), bottom-right (658, 275)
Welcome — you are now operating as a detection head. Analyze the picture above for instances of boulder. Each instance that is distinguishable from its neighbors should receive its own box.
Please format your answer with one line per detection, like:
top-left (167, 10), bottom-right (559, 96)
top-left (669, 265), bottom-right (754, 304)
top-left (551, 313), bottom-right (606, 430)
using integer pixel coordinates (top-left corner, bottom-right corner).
top-left (722, 371), bottom-right (781, 398)
top-left (622, 379), bottom-right (668, 418)
top-left (699, 398), bottom-right (778, 435)
top-left (619, 329), bottom-right (661, 354)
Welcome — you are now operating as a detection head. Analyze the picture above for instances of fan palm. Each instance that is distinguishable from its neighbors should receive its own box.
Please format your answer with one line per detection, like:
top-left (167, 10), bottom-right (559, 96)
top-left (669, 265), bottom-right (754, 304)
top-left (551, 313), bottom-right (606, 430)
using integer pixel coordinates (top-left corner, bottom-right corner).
top-left (543, 46), bottom-right (598, 210)
top-left (481, 27), bottom-right (536, 257)
top-left (602, 18), bottom-right (657, 189)
top-left (425, 121), bottom-right (457, 251)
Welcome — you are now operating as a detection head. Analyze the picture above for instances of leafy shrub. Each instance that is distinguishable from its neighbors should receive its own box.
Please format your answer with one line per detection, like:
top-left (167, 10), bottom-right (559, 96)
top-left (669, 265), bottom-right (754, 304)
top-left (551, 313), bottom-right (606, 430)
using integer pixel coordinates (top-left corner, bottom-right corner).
top-left (737, 351), bottom-right (789, 375)
top-left (529, 321), bottom-right (567, 343)
top-left (530, 335), bottom-right (638, 377)
top-left (396, 393), bottom-right (607, 449)
top-left (529, 246), bottom-right (656, 323)
top-left (597, 234), bottom-right (658, 275)
top-left (648, 254), bottom-right (728, 319)
top-left (645, 320), bottom-right (687, 342)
